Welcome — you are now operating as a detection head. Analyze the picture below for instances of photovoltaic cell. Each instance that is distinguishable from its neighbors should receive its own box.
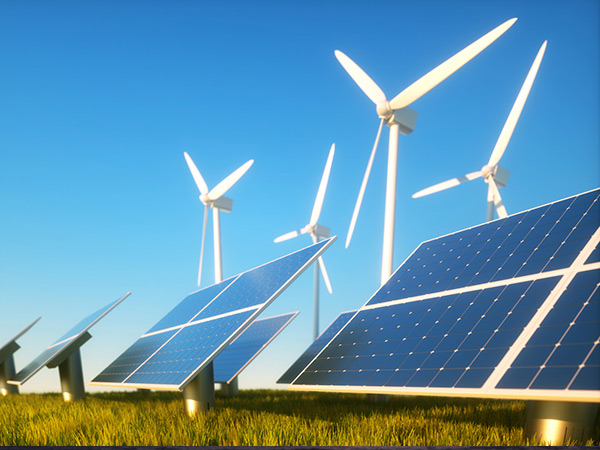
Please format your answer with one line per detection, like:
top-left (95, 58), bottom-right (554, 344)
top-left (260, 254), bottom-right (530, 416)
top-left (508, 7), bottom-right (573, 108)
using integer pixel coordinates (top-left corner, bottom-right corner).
top-left (290, 189), bottom-right (600, 402)
top-left (91, 238), bottom-right (335, 390)
top-left (214, 312), bottom-right (297, 383)
top-left (0, 318), bottom-right (40, 360)
top-left (497, 268), bottom-right (600, 391)
top-left (9, 294), bottom-right (129, 385)
top-left (367, 189), bottom-right (599, 306)
top-left (278, 310), bottom-right (356, 384)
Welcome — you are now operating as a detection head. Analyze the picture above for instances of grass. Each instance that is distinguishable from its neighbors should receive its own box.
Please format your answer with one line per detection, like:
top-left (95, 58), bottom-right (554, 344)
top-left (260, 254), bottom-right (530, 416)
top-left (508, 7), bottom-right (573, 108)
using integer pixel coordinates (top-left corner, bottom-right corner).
top-left (0, 389), bottom-right (598, 446)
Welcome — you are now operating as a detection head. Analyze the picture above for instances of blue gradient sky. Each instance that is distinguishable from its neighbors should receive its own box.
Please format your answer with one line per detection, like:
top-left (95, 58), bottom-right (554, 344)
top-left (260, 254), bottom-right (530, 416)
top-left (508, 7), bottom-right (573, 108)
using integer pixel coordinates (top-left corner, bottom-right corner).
top-left (1, 0), bottom-right (598, 393)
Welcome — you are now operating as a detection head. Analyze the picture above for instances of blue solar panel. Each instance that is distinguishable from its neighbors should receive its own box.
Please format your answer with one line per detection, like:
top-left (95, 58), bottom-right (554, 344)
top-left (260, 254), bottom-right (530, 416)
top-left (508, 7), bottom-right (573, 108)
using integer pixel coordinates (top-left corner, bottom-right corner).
top-left (278, 310), bottom-right (356, 384)
top-left (124, 310), bottom-right (255, 387)
top-left (294, 277), bottom-right (559, 389)
top-left (145, 278), bottom-right (235, 334)
top-left (367, 189), bottom-right (599, 306)
top-left (91, 237), bottom-right (335, 390)
top-left (214, 312), bottom-right (297, 383)
top-left (290, 189), bottom-right (600, 402)
top-left (9, 294), bottom-right (129, 385)
top-left (497, 268), bottom-right (600, 391)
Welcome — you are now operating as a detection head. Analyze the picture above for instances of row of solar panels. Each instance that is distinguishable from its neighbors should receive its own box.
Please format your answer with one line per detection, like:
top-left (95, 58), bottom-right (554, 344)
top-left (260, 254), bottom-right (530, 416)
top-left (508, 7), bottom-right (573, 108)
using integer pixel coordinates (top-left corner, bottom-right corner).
top-left (2, 188), bottom-right (599, 403)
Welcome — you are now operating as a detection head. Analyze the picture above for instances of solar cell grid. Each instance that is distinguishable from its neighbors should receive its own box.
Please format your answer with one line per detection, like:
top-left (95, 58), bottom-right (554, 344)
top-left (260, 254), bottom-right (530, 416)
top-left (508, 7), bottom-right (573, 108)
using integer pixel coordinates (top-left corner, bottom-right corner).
top-left (367, 190), bottom-right (599, 306)
top-left (290, 189), bottom-right (600, 402)
top-left (91, 237), bottom-right (336, 390)
top-left (214, 312), bottom-right (297, 383)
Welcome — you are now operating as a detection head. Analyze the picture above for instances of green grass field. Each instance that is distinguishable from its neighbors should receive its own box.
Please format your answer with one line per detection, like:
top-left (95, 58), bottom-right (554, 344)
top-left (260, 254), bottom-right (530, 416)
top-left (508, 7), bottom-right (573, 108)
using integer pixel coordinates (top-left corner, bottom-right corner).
top-left (0, 389), bottom-right (598, 446)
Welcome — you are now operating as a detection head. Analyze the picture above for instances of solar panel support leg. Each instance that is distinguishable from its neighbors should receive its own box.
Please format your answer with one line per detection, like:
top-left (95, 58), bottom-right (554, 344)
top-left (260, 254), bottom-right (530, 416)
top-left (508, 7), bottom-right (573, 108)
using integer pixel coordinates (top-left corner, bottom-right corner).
top-left (220, 377), bottom-right (239, 396)
top-left (58, 348), bottom-right (86, 402)
top-left (0, 355), bottom-right (19, 396)
top-left (183, 361), bottom-right (215, 416)
top-left (524, 400), bottom-right (598, 444)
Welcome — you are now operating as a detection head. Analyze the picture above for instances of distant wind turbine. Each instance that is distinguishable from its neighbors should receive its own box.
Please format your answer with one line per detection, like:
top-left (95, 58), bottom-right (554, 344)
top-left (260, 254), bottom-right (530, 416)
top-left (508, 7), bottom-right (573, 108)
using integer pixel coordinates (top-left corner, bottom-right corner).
top-left (413, 41), bottom-right (547, 222)
top-left (274, 143), bottom-right (335, 340)
top-left (184, 152), bottom-right (253, 285)
top-left (337, 18), bottom-right (517, 285)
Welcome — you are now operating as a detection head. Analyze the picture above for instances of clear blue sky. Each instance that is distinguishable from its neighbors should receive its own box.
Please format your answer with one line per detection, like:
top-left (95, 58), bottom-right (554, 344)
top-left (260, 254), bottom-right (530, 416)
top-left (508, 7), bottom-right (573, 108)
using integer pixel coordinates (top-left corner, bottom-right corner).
top-left (1, 0), bottom-right (598, 393)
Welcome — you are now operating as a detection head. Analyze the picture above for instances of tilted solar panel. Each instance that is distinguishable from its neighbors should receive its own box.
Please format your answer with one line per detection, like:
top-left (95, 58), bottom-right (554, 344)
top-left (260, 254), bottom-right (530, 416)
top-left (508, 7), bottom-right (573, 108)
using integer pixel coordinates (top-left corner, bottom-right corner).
top-left (278, 310), bottom-right (356, 384)
top-left (91, 237), bottom-right (335, 390)
top-left (0, 317), bottom-right (40, 362)
top-left (214, 312), bottom-right (298, 384)
top-left (8, 294), bottom-right (130, 385)
top-left (290, 189), bottom-right (600, 402)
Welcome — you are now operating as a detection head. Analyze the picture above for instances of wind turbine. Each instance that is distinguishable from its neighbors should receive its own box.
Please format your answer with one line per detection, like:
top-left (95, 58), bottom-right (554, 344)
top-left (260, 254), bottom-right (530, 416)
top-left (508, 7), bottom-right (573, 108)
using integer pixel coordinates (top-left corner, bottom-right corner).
top-left (184, 152), bottom-right (253, 285)
top-left (274, 144), bottom-right (335, 340)
top-left (338, 18), bottom-right (517, 285)
top-left (412, 41), bottom-right (547, 222)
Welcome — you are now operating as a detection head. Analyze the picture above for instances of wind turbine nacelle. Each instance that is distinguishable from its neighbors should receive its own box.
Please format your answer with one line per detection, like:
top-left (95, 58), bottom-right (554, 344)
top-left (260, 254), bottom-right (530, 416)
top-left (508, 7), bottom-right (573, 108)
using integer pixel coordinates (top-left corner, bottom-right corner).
top-left (211, 196), bottom-right (233, 213)
top-left (493, 165), bottom-right (510, 188)
top-left (313, 224), bottom-right (331, 238)
top-left (387, 106), bottom-right (418, 135)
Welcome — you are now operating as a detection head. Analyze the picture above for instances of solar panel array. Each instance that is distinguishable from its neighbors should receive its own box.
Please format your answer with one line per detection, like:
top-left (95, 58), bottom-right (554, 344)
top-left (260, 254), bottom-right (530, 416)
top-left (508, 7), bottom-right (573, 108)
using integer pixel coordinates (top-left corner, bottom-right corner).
top-left (214, 312), bottom-right (298, 384)
top-left (91, 238), bottom-right (335, 390)
top-left (9, 294), bottom-right (129, 385)
top-left (289, 189), bottom-right (600, 402)
top-left (278, 310), bottom-right (356, 384)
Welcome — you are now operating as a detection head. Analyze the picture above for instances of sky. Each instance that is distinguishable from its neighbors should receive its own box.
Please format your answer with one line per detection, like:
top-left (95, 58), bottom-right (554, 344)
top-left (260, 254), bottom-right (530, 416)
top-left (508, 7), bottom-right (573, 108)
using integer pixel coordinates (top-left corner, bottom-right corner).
top-left (0, 0), bottom-right (598, 394)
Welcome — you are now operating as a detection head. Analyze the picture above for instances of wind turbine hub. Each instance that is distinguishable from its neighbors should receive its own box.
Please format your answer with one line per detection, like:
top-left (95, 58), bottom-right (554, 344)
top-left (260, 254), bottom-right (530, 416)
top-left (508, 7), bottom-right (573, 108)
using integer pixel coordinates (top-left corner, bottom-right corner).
top-left (199, 194), bottom-right (210, 205)
top-left (376, 101), bottom-right (393, 120)
top-left (481, 164), bottom-right (494, 179)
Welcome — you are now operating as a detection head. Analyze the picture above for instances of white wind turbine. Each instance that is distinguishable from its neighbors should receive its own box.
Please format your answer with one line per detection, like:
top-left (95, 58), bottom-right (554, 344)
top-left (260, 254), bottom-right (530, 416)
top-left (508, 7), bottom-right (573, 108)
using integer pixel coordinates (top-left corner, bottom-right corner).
top-left (184, 152), bottom-right (253, 286)
top-left (274, 144), bottom-right (335, 340)
top-left (412, 41), bottom-right (547, 222)
top-left (338, 18), bottom-right (517, 285)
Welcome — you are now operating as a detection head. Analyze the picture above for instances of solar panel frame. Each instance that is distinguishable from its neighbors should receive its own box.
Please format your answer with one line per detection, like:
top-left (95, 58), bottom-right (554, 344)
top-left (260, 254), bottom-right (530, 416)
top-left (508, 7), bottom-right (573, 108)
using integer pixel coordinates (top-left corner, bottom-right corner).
top-left (214, 311), bottom-right (298, 384)
top-left (289, 189), bottom-right (600, 403)
top-left (8, 293), bottom-right (130, 385)
top-left (91, 237), bottom-right (336, 391)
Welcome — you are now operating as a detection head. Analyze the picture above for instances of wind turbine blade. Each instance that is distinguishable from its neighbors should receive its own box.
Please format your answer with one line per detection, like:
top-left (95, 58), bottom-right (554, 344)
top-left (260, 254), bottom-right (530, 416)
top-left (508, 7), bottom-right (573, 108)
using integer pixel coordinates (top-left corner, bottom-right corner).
top-left (274, 230), bottom-right (302, 243)
top-left (488, 41), bottom-right (547, 167)
top-left (309, 143), bottom-right (335, 226)
top-left (207, 159), bottom-right (254, 201)
top-left (346, 119), bottom-right (384, 248)
top-left (335, 50), bottom-right (387, 105)
top-left (488, 178), bottom-right (508, 218)
top-left (184, 152), bottom-right (210, 195)
top-left (412, 171), bottom-right (481, 198)
top-left (198, 205), bottom-right (208, 286)
top-left (317, 256), bottom-right (333, 294)
top-left (389, 18), bottom-right (517, 110)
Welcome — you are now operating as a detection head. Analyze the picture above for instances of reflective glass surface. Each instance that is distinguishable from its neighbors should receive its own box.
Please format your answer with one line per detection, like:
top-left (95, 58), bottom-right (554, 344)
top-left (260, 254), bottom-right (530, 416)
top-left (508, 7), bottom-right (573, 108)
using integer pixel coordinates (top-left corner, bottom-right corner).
top-left (9, 342), bottom-right (71, 384)
top-left (145, 278), bottom-right (235, 334)
top-left (294, 277), bottom-right (559, 388)
top-left (497, 268), bottom-right (600, 391)
top-left (124, 310), bottom-right (254, 386)
top-left (214, 312), bottom-right (296, 383)
top-left (278, 311), bottom-right (356, 384)
top-left (194, 239), bottom-right (330, 320)
top-left (368, 190), bottom-right (599, 306)
top-left (91, 330), bottom-right (178, 384)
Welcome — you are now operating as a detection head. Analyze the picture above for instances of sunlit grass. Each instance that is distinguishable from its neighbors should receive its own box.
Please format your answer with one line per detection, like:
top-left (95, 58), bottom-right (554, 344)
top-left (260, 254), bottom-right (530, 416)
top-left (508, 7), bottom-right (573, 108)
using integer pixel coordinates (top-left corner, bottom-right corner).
top-left (0, 390), bottom-right (598, 445)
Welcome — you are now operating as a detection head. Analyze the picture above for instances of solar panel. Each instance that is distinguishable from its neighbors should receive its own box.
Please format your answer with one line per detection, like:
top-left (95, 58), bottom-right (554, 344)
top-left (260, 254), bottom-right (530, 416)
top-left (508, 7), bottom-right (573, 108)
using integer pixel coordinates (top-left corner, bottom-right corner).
top-left (289, 189), bottom-right (600, 403)
top-left (0, 317), bottom-right (40, 362)
top-left (91, 237), bottom-right (335, 390)
top-left (214, 312), bottom-right (298, 384)
top-left (8, 294), bottom-right (130, 385)
top-left (278, 310), bottom-right (356, 384)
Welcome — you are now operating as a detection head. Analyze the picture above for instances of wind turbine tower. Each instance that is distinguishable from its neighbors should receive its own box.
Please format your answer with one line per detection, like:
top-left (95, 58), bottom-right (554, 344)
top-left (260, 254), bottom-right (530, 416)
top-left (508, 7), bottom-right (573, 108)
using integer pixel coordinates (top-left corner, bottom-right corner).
top-left (412, 41), bottom-right (547, 221)
top-left (338, 18), bottom-right (517, 285)
top-left (274, 144), bottom-right (335, 340)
